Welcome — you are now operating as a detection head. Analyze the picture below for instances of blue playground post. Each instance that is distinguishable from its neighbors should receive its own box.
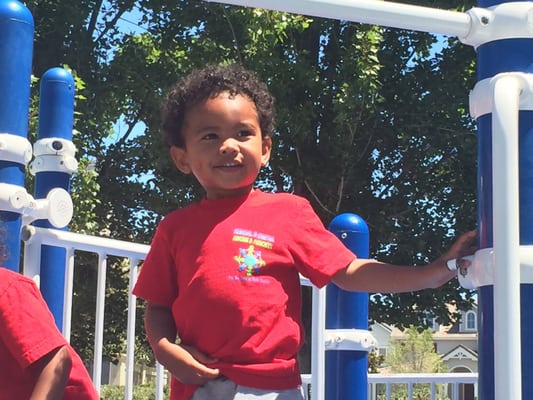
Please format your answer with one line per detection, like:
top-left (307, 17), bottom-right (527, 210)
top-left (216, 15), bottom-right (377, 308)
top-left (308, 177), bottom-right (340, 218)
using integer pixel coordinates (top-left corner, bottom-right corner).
top-left (0, 0), bottom-right (33, 272)
top-left (31, 67), bottom-right (77, 329)
top-left (327, 213), bottom-right (369, 400)
top-left (474, 0), bottom-right (533, 399)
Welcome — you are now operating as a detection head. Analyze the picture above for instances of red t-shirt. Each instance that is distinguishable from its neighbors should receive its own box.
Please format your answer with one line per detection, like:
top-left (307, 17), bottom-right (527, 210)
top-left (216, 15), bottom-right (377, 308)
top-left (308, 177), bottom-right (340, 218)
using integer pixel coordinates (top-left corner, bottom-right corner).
top-left (0, 267), bottom-right (99, 400)
top-left (133, 190), bottom-right (356, 400)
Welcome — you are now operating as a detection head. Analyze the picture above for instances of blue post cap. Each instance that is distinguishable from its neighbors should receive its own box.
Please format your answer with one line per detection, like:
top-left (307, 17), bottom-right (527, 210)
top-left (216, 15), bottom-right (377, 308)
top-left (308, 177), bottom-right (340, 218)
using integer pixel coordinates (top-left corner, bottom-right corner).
top-left (39, 67), bottom-right (75, 139)
top-left (328, 213), bottom-right (369, 258)
top-left (328, 212), bottom-right (369, 234)
top-left (0, 0), bottom-right (34, 25)
top-left (41, 67), bottom-right (75, 85)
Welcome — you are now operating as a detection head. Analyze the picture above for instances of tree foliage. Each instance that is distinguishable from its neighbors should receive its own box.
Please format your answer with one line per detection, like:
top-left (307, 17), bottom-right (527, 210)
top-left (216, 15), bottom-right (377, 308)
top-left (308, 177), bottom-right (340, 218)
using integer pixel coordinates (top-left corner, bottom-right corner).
top-left (386, 326), bottom-right (446, 373)
top-left (24, 0), bottom-right (478, 360)
top-left (383, 326), bottom-right (448, 400)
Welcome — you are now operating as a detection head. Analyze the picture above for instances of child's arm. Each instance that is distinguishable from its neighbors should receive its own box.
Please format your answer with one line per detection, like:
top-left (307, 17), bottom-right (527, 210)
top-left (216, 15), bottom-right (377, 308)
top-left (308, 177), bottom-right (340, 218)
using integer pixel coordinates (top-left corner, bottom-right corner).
top-left (332, 229), bottom-right (477, 293)
top-left (29, 345), bottom-right (71, 400)
top-left (144, 303), bottom-right (220, 385)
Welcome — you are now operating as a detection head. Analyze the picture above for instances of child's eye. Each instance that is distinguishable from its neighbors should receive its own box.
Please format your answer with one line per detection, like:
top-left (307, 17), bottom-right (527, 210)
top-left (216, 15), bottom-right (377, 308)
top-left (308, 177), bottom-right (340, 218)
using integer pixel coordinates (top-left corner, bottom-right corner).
top-left (202, 133), bottom-right (218, 140)
top-left (236, 130), bottom-right (252, 138)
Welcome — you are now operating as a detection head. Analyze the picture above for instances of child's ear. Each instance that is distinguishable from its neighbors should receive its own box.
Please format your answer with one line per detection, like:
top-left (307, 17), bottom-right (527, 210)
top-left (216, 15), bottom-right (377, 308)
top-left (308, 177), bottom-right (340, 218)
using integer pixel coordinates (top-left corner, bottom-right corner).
top-left (170, 146), bottom-right (192, 174)
top-left (261, 136), bottom-right (272, 167)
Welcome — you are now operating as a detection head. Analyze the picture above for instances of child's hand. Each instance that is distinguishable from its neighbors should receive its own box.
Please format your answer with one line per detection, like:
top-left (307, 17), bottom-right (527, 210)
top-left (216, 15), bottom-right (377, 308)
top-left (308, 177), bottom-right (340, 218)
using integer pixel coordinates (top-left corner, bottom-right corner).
top-left (430, 229), bottom-right (477, 287)
top-left (441, 229), bottom-right (478, 263)
top-left (164, 343), bottom-right (220, 385)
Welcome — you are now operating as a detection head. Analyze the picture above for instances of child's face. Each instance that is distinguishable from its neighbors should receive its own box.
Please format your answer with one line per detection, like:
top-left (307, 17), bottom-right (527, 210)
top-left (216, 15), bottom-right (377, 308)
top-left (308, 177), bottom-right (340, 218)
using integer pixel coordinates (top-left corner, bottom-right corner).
top-left (170, 92), bottom-right (272, 200)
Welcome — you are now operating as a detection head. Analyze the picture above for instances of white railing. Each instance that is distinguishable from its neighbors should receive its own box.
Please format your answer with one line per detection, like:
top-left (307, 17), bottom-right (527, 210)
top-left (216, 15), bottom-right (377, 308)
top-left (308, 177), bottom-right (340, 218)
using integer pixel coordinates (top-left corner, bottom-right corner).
top-left (368, 373), bottom-right (478, 400)
top-left (21, 225), bottom-right (478, 400)
top-left (22, 225), bottom-right (153, 400)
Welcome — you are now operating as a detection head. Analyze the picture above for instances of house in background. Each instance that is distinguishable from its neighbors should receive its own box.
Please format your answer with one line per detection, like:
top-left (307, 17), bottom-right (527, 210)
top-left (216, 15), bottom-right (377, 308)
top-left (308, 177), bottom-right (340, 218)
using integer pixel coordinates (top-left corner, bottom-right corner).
top-left (370, 303), bottom-right (478, 373)
top-left (369, 303), bottom-right (478, 400)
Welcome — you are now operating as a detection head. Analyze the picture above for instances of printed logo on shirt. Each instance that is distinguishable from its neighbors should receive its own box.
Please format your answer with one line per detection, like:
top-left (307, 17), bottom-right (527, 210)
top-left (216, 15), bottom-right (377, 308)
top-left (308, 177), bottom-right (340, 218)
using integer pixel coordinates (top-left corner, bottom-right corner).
top-left (234, 245), bottom-right (266, 276)
top-left (232, 228), bottom-right (275, 277)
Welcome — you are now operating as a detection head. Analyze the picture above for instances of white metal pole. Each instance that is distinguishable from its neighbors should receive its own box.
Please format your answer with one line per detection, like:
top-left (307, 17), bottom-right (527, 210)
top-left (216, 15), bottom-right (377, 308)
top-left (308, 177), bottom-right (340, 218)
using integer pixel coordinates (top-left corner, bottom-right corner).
top-left (62, 248), bottom-right (75, 340)
top-left (92, 254), bottom-right (108, 394)
top-left (125, 258), bottom-right (139, 400)
top-left (205, 0), bottom-right (472, 37)
top-left (155, 362), bottom-right (166, 400)
top-left (311, 286), bottom-right (326, 400)
top-left (491, 74), bottom-right (522, 400)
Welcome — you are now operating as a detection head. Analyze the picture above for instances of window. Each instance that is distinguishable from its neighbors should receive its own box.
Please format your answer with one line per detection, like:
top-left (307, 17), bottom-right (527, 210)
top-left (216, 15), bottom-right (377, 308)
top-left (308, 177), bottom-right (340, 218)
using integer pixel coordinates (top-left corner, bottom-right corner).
top-left (423, 312), bottom-right (437, 332)
top-left (465, 311), bottom-right (477, 331)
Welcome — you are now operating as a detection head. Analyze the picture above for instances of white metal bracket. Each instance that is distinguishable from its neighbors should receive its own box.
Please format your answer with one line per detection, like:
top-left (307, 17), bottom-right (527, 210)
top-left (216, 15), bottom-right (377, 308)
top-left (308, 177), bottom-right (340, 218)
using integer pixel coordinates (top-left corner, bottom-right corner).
top-left (448, 246), bottom-right (533, 289)
top-left (29, 137), bottom-right (78, 175)
top-left (324, 329), bottom-right (377, 352)
top-left (469, 72), bottom-right (533, 119)
top-left (0, 183), bottom-right (73, 228)
top-left (0, 133), bottom-right (33, 165)
top-left (0, 183), bottom-right (32, 211)
top-left (461, 2), bottom-right (533, 49)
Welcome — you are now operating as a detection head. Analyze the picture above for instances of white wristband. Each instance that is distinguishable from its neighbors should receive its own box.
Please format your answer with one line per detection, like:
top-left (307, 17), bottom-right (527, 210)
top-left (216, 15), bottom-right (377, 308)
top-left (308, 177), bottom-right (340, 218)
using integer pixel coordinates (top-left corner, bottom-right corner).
top-left (446, 259), bottom-right (458, 271)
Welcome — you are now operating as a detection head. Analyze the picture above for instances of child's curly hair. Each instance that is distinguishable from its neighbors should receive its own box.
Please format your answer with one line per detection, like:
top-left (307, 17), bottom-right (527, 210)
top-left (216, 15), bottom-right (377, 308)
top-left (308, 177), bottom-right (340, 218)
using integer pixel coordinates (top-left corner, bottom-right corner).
top-left (161, 63), bottom-right (275, 148)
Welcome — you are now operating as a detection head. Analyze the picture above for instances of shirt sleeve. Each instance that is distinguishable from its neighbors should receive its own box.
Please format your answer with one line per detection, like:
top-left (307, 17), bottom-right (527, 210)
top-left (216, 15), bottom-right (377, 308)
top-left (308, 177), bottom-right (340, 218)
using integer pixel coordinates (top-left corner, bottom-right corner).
top-left (132, 221), bottom-right (178, 307)
top-left (286, 198), bottom-right (356, 288)
top-left (0, 278), bottom-right (66, 369)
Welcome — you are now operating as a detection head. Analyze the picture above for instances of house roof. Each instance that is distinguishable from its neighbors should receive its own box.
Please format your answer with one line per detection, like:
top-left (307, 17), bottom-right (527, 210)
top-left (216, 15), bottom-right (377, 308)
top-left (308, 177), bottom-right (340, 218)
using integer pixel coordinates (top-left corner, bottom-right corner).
top-left (441, 344), bottom-right (478, 361)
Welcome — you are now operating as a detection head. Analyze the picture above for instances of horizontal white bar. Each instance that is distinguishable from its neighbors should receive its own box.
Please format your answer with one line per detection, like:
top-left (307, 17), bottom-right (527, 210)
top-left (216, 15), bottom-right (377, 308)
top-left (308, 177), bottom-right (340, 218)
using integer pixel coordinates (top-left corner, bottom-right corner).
top-left (368, 372), bottom-right (478, 384)
top-left (21, 225), bottom-right (150, 259)
top-left (205, 0), bottom-right (472, 37)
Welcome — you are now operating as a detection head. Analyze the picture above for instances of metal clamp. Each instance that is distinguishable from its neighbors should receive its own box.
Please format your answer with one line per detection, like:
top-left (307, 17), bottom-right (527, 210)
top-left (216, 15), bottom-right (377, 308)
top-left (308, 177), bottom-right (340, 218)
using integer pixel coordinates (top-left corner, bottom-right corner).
top-left (461, 3), bottom-right (533, 49)
top-left (0, 183), bottom-right (73, 228)
top-left (0, 183), bottom-right (32, 211)
top-left (324, 329), bottom-right (377, 352)
top-left (29, 137), bottom-right (78, 174)
top-left (450, 246), bottom-right (533, 289)
top-left (22, 188), bottom-right (73, 228)
top-left (0, 133), bottom-right (33, 165)
top-left (469, 72), bottom-right (533, 119)
top-left (33, 137), bottom-right (76, 156)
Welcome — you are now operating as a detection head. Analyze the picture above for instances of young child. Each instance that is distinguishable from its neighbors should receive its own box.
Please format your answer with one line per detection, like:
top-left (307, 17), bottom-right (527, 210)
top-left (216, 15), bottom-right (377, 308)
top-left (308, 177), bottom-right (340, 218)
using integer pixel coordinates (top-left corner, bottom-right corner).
top-left (133, 63), bottom-right (477, 400)
top-left (0, 265), bottom-right (99, 399)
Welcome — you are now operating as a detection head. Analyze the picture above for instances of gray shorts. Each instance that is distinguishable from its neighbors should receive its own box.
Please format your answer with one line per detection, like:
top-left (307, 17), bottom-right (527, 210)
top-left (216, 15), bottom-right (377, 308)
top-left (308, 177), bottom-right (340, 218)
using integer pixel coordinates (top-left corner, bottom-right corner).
top-left (189, 377), bottom-right (306, 400)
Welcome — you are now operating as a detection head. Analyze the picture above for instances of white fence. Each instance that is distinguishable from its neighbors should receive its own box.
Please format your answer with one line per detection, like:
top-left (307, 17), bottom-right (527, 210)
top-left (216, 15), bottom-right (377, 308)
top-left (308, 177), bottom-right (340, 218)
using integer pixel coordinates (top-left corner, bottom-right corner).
top-left (21, 225), bottom-right (478, 400)
top-left (367, 373), bottom-right (478, 400)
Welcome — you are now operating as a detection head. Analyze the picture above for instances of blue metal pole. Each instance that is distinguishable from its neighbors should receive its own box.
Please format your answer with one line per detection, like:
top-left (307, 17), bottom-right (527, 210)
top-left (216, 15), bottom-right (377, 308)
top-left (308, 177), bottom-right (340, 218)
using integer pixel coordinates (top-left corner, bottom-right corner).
top-left (326, 213), bottom-right (369, 400)
top-left (32, 67), bottom-right (76, 329)
top-left (476, 1), bottom-right (533, 399)
top-left (0, 0), bottom-right (33, 272)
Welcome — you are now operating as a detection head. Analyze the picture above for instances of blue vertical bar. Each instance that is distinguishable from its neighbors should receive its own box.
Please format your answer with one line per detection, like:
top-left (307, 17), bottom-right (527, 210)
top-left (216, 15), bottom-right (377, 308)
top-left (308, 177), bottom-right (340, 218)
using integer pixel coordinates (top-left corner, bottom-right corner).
top-left (476, 1), bottom-right (533, 399)
top-left (34, 67), bottom-right (75, 329)
top-left (476, 113), bottom-right (495, 400)
top-left (0, 0), bottom-right (33, 272)
top-left (326, 213), bottom-right (369, 400)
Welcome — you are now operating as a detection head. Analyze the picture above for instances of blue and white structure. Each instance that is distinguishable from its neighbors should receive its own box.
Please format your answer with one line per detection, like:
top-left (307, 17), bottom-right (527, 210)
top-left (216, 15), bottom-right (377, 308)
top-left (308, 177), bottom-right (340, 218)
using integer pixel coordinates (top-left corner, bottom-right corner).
top-left (0, 0), bottom-right (34, 272)
top-left (0, 0), bottom-right (75, 329)
top-left (465, 2), bottom-right (533, 399)
top-left (327, 213), bottom-right (371, 400)
top-left (29, 67), bottom-right (77, 329)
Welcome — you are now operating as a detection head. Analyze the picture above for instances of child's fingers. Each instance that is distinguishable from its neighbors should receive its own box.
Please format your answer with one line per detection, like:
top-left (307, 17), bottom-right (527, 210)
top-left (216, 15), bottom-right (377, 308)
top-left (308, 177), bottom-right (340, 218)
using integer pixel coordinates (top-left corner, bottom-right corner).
top-left (182, 344), bottom-right (218, 364)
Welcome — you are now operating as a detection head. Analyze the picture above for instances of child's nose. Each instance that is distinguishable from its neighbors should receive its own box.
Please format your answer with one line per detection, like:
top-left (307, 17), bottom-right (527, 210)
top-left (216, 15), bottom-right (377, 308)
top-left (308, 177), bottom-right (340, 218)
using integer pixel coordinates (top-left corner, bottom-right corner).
top-left (220, 138), bottom-right (239, 154)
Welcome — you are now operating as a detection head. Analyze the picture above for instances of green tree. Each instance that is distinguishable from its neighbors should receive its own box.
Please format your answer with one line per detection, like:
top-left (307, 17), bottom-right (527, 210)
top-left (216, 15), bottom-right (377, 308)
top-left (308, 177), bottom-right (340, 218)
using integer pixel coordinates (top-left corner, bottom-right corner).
top-left (384, 326), bottom-right (448, 399)
top-left (368, 350), bottom-right (385, 373)
top-left (386, 326), bottom-right (446, 373)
